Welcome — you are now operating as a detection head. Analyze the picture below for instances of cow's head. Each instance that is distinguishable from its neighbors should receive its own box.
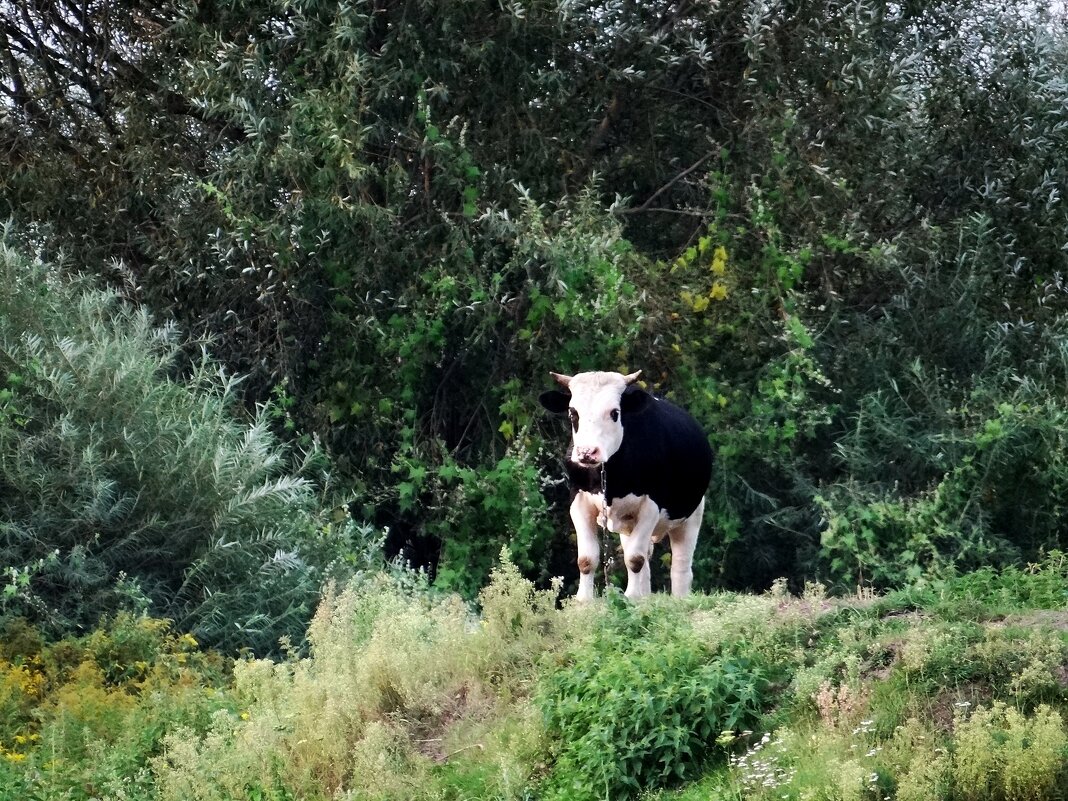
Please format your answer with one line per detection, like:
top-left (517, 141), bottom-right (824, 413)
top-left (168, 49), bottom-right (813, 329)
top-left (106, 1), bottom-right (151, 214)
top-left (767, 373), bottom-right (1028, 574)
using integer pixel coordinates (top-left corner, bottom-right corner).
top-left (539, 370), bottom-right (653, 466)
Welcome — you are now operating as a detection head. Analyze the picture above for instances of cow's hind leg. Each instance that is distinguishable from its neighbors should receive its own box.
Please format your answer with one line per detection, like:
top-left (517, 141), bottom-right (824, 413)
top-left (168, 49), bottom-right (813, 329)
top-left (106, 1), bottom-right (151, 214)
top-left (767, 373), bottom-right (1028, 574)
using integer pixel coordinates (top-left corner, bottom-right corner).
top-left (570, 492), bottom-right (600, 601)
top-left (668, 497), bottom-right (704, 597)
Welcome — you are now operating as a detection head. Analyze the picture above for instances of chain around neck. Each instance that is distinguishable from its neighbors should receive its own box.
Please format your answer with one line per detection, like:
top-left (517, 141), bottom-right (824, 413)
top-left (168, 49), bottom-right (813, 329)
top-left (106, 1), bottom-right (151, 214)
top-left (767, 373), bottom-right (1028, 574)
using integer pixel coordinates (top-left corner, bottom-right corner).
top-left (599, 462), bottom-right (613, 590)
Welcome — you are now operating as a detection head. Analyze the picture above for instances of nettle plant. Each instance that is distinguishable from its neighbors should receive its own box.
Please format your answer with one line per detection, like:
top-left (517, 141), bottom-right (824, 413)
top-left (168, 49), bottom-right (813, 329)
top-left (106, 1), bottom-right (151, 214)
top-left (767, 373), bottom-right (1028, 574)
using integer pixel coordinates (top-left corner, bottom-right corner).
top-left (537, 598), bottom-right (768, 800)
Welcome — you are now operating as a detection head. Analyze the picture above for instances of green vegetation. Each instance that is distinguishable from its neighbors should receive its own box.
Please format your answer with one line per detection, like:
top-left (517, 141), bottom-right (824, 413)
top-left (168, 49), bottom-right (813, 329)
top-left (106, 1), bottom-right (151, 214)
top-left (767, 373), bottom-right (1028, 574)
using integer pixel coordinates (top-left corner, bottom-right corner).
top-left (0, 613), bottom-right (231, 801)
top-left (3, 0), bottom-right (1068, 798)
top-left (538, 598), bottom-right (766, 800)
top-left (0, 244), bottom-right (381, 654)
top-left (5, 0), bottom-right (1068, 596)
top-left (3, 554), bottom-right (1068, 799)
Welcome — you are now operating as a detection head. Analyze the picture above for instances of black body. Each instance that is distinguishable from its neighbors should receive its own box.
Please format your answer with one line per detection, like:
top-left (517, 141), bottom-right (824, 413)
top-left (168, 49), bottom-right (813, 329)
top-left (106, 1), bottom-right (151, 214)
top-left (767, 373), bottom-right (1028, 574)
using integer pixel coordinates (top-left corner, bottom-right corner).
top-left (544, 388), bottom-right (714, 520)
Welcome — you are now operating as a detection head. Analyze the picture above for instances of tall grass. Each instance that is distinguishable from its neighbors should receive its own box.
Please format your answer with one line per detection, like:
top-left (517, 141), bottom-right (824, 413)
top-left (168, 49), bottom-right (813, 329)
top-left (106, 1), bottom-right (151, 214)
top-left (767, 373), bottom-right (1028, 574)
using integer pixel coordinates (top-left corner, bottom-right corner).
top-left (153, 552), bottom-right (561, 801)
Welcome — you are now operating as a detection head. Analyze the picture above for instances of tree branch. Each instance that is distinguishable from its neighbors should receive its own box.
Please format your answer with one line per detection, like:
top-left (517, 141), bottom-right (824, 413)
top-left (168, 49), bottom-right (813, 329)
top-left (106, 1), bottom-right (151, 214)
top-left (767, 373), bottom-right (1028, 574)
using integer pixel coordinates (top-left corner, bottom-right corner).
top-left (615, 151), bottom-right (713, 215)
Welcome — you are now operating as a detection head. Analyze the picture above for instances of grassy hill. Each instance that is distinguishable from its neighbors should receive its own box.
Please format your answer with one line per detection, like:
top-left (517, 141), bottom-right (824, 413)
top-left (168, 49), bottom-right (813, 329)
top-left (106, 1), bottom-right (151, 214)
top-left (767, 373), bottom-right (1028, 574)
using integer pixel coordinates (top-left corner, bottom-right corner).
top-left (2, 553), bottom-right (1067, 800)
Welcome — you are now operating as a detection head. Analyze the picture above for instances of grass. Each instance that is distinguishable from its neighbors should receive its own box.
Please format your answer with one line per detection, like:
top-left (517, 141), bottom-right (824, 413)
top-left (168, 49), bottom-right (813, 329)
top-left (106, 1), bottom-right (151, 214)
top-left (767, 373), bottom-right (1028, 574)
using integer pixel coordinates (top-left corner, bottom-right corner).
top-left (2, 552), bottom-right (1068, 800)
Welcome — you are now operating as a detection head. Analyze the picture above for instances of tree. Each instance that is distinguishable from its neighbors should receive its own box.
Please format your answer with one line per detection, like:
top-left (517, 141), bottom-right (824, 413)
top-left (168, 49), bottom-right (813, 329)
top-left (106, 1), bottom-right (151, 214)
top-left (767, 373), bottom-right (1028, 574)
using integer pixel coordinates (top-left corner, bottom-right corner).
top-left (4, 0), bottom-right (1068, 598)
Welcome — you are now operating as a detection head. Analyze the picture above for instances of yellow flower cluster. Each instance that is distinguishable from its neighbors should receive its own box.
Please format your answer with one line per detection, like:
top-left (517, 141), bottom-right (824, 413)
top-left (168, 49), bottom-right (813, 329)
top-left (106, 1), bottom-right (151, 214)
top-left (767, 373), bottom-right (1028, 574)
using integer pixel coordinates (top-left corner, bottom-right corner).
top-left (0, 733), bottom-right (40, 762)
top-left (179, 633), bottom-right (199, 649)
top-left (1, 659), bottom-right (45, 700)
top-left (710, 245), bottom-right (729, 299)
top-left (680, 244), bottom-right (730, 312)
top-left (680, 290), bottom-right (711, 312)
top-left (711, 246), bottom-right (728, 275)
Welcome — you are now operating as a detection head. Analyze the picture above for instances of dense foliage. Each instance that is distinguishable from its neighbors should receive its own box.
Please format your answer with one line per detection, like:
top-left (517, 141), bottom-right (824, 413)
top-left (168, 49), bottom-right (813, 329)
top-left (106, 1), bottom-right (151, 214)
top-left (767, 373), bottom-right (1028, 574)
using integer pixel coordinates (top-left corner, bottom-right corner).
top-left (538, 598), bottom-right (767, 799)
top-left (0, 613), bottom-right (231, 800)
top-left (4, 0), bottom-right (1068, 600)
top-left (3, 555), bottom-right (1068, 799)
top-left (0, 244), bottom-right (379, 653)
top-left (4, 4), bottom-right (1068, 797)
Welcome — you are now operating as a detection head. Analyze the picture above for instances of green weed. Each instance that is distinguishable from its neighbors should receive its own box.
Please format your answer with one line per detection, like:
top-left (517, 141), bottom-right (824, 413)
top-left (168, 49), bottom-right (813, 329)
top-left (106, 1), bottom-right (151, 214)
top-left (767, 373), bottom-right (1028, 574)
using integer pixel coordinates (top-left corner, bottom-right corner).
top-left (538, 596), bottom-right (768, 800)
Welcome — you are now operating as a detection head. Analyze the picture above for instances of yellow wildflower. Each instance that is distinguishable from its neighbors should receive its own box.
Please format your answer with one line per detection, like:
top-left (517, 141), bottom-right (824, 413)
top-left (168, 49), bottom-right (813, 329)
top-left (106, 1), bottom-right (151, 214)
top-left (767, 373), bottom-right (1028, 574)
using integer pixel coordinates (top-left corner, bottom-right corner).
top-left (691, 294), bottom-right (710, 312)
top-left (711, 245), bottom-right (728, 276)
top-left (710, 283), bottom-right (728, 301)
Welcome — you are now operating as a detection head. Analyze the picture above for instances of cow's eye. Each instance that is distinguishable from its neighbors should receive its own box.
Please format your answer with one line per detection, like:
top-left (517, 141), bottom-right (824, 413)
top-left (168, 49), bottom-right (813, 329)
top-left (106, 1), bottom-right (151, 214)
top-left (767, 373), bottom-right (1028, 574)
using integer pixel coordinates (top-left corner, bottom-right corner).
top-left (568, 408), bottom-right (579, 432)
top-left (610, 409), bottom-right (620, 422)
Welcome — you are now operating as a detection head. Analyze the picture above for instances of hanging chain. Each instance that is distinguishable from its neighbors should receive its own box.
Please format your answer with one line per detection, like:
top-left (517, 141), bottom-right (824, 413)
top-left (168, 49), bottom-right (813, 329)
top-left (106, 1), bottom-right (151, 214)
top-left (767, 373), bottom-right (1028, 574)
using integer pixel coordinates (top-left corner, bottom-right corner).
top-left (599, 463), bottom-right (613, 591)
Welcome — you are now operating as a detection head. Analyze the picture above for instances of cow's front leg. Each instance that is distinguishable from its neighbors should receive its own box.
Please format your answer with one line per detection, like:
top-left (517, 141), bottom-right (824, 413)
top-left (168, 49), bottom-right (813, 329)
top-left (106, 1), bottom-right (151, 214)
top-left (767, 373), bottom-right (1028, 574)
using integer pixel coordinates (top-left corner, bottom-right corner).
top-left (621, 498), bottom-right (658, 599)
top-left (569, 492), bottom-right (600, 601)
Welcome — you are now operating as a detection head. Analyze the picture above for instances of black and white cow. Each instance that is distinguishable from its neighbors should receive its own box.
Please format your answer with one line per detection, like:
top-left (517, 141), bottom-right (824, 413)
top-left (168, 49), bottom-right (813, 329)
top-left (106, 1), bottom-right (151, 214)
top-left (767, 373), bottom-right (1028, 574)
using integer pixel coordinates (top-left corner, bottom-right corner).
top-left (539, 370), bottom-right (713, 600)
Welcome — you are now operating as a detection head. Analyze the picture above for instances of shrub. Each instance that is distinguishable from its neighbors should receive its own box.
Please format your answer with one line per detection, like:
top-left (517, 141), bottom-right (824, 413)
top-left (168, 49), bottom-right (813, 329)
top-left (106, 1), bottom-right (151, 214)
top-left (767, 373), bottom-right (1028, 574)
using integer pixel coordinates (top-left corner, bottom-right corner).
top-left (952, 703), bottom-right (1067, 801)
top-left (0, 243), bottom-right (379, 652)
top-left (940, 552), bottom-right (1068, 615)
top-left (0, 615), bottom-right (231, 801)
top-left (537, 596), bottom-right (768, 800)
top-left (817, 217), bottom-right (1068, 592)
top-left (153, 552), bottom-right (558, 801)
top-left (889, 720), bottom-right (951, 801)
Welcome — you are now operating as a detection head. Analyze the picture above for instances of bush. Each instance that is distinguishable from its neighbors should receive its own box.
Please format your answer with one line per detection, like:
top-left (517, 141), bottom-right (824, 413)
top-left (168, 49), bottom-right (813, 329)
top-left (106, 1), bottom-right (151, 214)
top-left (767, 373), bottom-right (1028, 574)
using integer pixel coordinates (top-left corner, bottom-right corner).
top-left (0, 615), bottom-right (231, 801)
top-left (940, 552), bottom-right (1068, 614)
top-left (953, 703), bottom-right (1067, 801)
top-left (0, 243), bottom-right (379, 652)
top-left (817, 217), bottom-right (1068, 590)
top-left (153, 551), bottom-right (558, 801)
top-left (537, 596), bottom-right (768, 800)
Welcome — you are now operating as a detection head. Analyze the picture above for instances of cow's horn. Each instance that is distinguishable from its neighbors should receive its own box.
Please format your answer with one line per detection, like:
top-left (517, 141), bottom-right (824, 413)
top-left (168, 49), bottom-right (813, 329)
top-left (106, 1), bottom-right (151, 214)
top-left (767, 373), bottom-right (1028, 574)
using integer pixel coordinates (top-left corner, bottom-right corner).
top-left (550, 371), bottom-right (573, 388)
top-left (623, 370), bottom-right (642, 385)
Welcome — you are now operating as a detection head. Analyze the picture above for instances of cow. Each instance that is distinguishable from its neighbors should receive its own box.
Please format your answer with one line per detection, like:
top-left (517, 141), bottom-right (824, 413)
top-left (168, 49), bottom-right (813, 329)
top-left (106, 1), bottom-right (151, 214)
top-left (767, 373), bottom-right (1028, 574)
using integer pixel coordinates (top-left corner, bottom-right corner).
top-left (539, 370), bottom-right (713, 600)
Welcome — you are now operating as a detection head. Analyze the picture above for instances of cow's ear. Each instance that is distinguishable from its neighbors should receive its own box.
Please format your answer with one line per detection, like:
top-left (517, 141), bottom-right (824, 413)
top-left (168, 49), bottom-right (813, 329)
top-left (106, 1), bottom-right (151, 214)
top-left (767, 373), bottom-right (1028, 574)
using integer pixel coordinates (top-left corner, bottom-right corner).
top-left (539, 389), bottom-right (571, 414)
top-left (620, 386), bottom-right (653, 415)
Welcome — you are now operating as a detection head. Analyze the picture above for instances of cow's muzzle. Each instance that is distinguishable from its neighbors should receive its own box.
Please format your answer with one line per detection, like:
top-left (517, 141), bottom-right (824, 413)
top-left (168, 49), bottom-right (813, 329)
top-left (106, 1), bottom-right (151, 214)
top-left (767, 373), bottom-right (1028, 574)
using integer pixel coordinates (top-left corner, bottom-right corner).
top-left (575, 447), bottom-right (602, 466)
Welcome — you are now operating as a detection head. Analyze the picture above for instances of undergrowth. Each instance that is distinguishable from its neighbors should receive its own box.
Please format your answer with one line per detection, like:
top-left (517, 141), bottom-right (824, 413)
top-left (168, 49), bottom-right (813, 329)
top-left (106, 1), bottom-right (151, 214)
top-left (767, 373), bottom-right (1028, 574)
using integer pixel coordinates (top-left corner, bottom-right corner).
top-left (153, 550), bottom-right (563, 801)
top-left (0, 614), bottom-right (230, 801)
top-left (538, 596), bottom-right (770, 800)
top-left (1, 554), bottom-right (1068, 800)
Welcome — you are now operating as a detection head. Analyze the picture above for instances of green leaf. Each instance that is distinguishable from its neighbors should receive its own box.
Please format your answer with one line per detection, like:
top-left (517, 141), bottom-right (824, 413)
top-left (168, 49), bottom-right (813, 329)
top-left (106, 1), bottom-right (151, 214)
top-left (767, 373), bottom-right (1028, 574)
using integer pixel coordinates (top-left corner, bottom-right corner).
top-left (785, 315), bottom-right (814, 348)
top-left (397, 482), bottom-right (416, 511)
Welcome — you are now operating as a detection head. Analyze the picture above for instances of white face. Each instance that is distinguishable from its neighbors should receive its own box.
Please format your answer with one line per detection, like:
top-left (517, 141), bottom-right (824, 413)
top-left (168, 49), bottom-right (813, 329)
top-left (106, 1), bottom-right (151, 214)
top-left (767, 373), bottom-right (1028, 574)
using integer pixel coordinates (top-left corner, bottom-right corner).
top-left (565, 372), bottom-right (628, 466)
